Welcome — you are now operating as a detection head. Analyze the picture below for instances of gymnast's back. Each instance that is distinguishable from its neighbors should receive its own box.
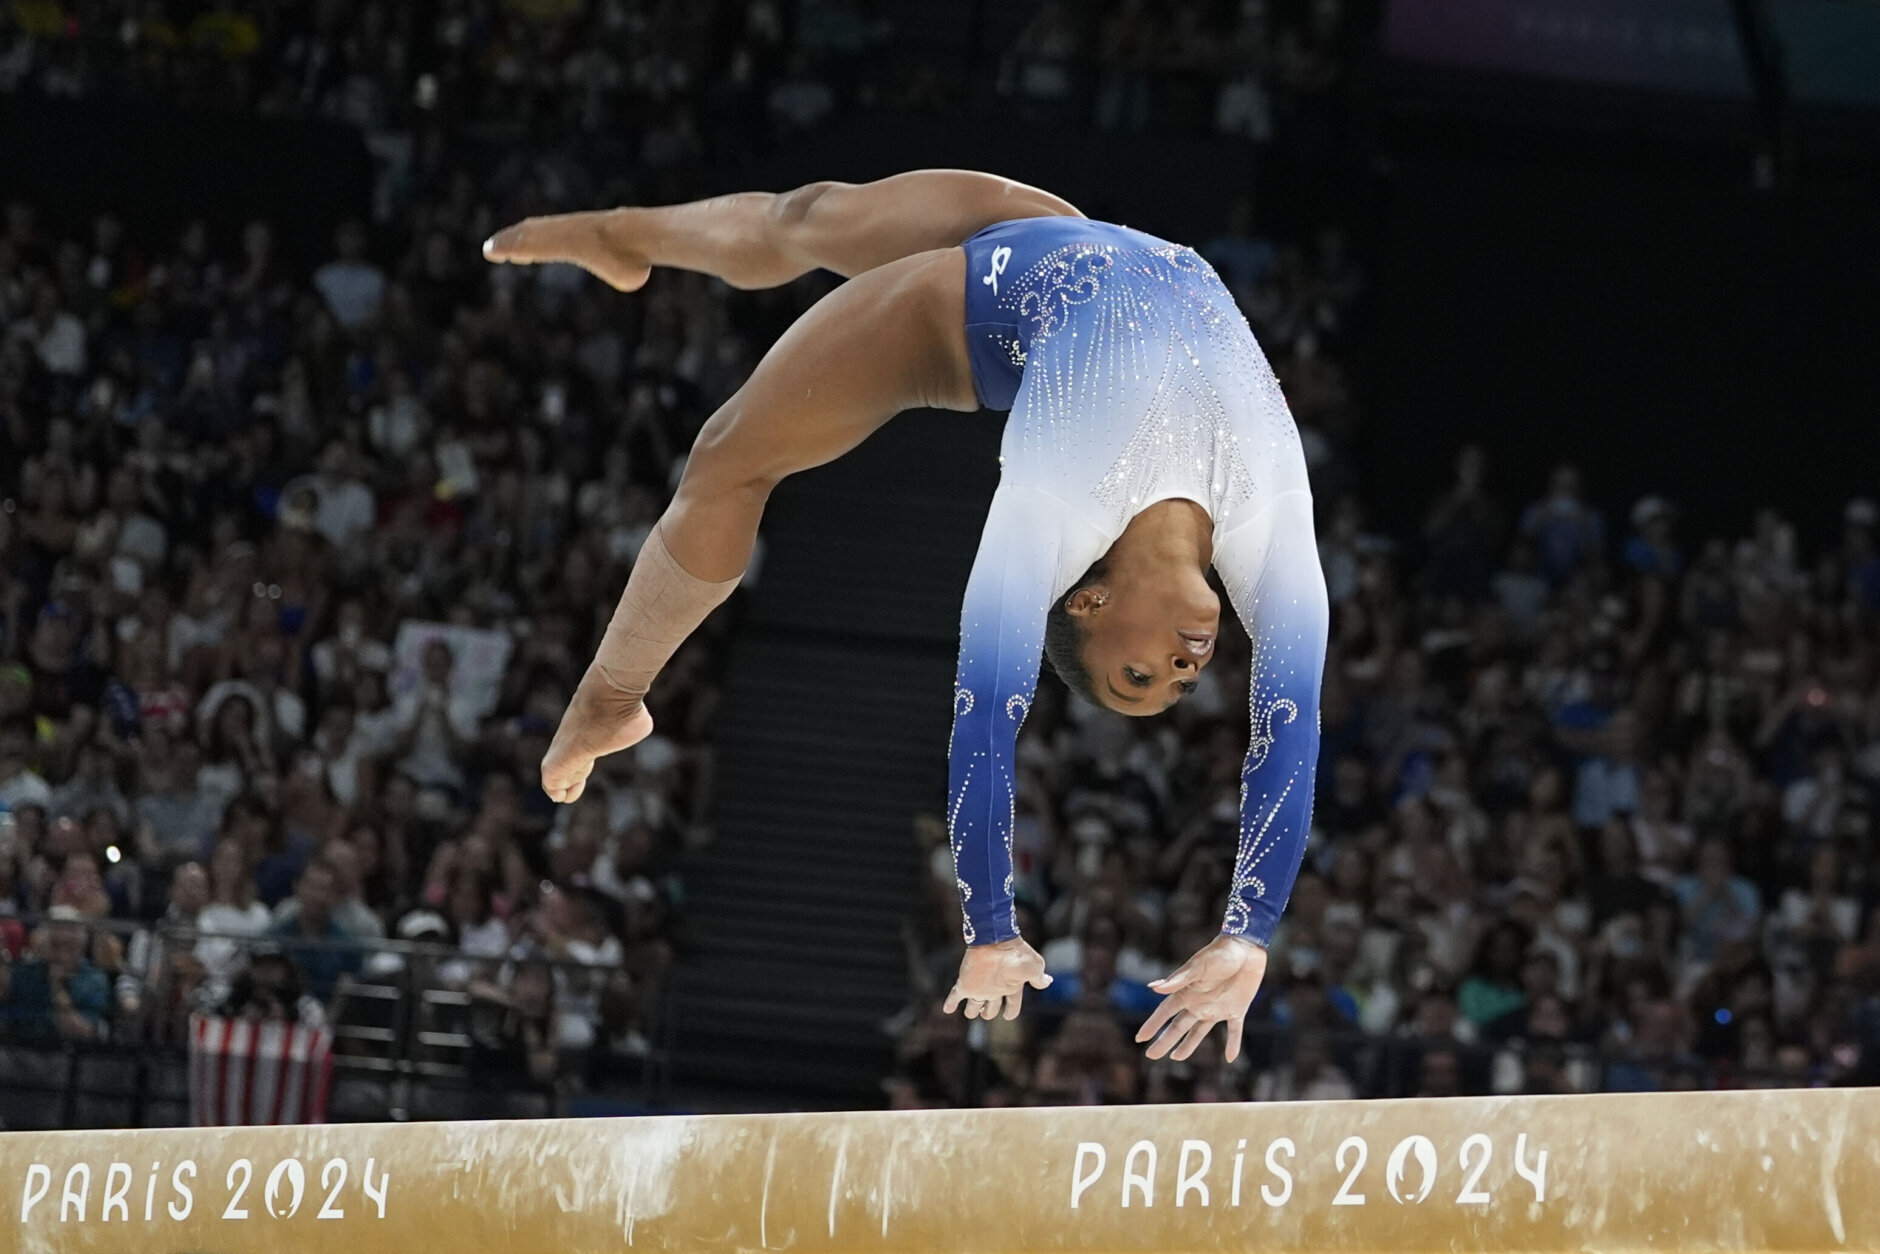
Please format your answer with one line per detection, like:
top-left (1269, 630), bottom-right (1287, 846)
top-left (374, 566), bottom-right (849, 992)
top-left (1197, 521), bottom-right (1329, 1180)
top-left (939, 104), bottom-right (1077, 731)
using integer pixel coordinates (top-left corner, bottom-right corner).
top-left (958, 214), bottom-right (1310, 557)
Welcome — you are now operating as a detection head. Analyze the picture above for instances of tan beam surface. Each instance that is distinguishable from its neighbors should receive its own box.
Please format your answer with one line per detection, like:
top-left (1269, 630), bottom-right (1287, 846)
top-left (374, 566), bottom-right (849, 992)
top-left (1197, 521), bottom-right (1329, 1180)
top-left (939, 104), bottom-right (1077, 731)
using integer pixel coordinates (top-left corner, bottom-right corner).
top-left (4, 1088), bottom-right (1878, 1253)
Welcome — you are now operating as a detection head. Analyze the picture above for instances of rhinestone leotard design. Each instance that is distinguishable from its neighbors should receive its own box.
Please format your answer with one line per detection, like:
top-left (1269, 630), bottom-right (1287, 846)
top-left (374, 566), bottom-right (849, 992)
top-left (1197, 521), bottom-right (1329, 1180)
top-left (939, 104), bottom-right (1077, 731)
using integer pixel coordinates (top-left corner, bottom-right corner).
top-left (949, 217), bottom-right (1329, 948)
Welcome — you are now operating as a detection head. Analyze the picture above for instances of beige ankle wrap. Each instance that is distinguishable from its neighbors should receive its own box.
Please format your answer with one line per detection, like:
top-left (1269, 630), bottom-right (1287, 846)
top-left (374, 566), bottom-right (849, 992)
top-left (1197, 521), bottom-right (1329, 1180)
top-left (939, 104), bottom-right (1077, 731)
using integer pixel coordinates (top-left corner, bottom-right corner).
top-left (589, 525), bottom-right (740, 707)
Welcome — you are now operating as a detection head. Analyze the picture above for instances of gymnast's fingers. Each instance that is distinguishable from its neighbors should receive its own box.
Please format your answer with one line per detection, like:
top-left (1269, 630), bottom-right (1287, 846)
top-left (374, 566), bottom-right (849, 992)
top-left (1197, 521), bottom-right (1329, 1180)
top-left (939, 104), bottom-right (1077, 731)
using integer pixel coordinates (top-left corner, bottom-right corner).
top-left (1224, 1013), bottom-right (1245, 1064)
top-left (1136, 995), bottom-right (1183, 1045)
top-left (1002, 989), bottom-right (1023, 1020)
top-left (1144, 1011), bottom-right (1194, 1060)
top-left (942, 984), bottom-right (966, 1015)
top-left (1168, 1016), bottom-right (1216, 1062)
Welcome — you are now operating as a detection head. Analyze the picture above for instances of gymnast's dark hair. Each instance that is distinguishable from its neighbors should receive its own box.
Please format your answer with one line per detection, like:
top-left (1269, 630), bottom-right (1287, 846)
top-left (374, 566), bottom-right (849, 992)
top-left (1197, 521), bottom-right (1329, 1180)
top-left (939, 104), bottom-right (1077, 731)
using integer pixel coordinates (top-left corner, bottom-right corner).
top-left (1041, 558), bottom-right (1107, 704)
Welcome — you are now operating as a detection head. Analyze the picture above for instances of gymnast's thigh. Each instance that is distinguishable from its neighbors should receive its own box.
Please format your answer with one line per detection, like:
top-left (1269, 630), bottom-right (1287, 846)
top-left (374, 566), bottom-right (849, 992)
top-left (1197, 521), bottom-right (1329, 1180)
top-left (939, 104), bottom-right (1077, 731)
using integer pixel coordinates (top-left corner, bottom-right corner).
top-left (684, 246), bottom-right (978, 492)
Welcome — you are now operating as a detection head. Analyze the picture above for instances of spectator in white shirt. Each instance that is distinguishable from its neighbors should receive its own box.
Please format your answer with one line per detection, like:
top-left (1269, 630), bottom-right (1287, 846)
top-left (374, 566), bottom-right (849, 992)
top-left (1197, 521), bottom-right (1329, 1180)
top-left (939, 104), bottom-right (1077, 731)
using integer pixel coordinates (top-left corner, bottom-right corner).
top-left (311, 221), bottom-right (386, 330)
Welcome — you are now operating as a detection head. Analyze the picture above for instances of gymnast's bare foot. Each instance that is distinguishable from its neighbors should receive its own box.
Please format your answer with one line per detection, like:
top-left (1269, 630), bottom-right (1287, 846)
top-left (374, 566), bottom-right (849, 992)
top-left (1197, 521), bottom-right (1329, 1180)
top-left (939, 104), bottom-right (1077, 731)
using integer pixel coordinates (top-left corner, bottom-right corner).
top-left (483, 211), bottom-right (652, 293)
top-left (541, 677), bottom-right (654, 804)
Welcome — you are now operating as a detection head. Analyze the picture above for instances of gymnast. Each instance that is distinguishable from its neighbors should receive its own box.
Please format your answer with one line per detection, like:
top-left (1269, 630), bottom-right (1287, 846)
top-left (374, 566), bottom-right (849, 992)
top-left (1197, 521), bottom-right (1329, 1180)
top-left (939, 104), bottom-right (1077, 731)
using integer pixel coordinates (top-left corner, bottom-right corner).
top-left (485, 170), bottom-right (1328, 1063)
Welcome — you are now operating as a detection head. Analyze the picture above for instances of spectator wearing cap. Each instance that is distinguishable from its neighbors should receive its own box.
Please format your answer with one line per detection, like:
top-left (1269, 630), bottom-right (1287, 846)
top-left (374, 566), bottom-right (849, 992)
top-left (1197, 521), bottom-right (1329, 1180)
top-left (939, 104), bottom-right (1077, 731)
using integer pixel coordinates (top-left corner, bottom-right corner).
top-left (408, 864), bottom-right (511, 988)
top-left (1622, 496), bottom-right (1682, 578)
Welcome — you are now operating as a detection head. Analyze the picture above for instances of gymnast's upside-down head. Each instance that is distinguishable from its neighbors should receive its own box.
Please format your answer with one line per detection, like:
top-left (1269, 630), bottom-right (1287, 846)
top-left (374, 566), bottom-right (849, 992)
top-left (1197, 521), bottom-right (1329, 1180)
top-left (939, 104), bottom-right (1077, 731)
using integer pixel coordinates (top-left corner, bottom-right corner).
top-left (1043, 554), bottom-right (1221, 716)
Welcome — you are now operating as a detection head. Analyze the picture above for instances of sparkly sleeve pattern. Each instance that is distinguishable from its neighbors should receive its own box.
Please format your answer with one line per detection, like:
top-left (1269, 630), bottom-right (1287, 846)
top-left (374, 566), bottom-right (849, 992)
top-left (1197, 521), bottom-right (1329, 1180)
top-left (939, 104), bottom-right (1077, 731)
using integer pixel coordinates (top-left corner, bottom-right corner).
top-left (1214, 489), bottom-right (1329, 945)
top-left (947, 482), bottom-right (1067, 946)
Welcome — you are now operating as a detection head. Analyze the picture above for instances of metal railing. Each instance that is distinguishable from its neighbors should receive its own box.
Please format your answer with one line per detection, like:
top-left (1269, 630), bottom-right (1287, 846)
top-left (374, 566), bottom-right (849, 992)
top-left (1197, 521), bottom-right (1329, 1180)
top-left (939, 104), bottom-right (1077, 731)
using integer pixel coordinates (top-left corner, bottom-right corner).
top-left (0, 915), bottom-right (674, 1129)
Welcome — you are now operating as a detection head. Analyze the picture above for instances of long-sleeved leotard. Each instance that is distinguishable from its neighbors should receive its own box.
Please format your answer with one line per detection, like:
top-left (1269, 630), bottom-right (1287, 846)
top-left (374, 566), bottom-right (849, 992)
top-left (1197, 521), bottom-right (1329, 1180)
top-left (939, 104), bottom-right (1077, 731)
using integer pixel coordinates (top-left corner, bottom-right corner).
top-left (947, 217), bottom-right (1329, 948)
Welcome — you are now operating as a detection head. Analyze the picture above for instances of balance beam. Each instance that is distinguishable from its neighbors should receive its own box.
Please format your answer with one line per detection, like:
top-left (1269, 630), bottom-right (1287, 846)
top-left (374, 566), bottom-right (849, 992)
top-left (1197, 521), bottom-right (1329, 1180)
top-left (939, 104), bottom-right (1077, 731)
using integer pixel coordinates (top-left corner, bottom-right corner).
top-left (4, 1088), bottom-right (1875, 1252)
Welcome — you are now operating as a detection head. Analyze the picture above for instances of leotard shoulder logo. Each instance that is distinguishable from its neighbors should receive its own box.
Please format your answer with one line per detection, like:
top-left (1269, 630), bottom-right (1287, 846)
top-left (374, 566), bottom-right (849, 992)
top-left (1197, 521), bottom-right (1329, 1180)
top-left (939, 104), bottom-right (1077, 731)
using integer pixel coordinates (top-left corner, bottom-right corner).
top-left (981, 245), bottom-right (1012, 295)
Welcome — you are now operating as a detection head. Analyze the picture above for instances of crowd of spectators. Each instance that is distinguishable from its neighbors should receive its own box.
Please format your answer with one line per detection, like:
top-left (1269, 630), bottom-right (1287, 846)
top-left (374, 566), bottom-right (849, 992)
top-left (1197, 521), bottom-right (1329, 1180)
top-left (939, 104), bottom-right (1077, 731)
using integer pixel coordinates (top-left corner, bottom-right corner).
top-left (0, 0), bottom-right (1357, 169)
top-left (997, 0), bottom-right (1355, 144)
top-left (0, 0), bottom-right (862, 1087)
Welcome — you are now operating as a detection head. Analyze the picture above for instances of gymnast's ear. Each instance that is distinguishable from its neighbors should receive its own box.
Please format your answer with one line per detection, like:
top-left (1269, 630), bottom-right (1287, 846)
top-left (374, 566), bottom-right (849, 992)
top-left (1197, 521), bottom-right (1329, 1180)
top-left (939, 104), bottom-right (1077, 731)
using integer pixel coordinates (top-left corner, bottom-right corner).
top-left (1064, 586), bottom-right (1108, 618)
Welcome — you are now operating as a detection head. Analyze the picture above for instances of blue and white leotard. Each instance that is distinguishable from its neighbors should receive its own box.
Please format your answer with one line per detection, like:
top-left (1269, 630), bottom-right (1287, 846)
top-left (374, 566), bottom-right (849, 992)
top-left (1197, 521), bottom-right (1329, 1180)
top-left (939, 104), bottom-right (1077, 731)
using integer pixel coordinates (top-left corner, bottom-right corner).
top-left (948, 216), bottom-right (1328, 949)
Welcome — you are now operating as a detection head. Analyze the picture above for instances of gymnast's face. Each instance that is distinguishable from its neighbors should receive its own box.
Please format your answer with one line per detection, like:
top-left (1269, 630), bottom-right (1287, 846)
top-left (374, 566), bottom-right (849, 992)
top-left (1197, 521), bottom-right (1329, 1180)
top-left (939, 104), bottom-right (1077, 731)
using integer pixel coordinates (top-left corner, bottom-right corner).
top-left (1067, 569), bottom-right (1220, 715)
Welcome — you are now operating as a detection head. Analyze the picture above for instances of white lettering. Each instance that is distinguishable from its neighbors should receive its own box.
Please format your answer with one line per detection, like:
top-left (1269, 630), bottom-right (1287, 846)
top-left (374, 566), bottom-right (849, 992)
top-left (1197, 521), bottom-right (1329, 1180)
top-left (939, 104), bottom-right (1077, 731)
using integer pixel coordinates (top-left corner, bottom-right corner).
top-left (1386, 1136), bottom-right (1437, 1205)
top-left (266, 1159), bottom-right (306, 1219)
top-left (144, 1163), bottom-right (159, 1222)
top-left (169, 1162), bottom-right (196, 1221)
top-left (1332, 1137), bottom-right (1367, 1206)
top-left (60, 1164), bottom-right (91, 1222)
top-left (319, 1159), bottom-right (348, 1220)
top-left (1514, 1134), bottom-right (1548, 1202)
top-left (1175, 1141), bottom-right (1211, 1208)
top-left (982, 246), bottom-right (1012, 295)
top-left (1457, 1134), bottom-right (1492, 1204)
top-left (1069, 1144), bottom-right (1107, 1209)
top-left (1121, 1141), bottom-right (1156, 1208)
top-left (102, 1164), bottom-right (132, 1222)
top-left (1262, 1139), bottom-right (1295, 1206)
top-left (362, 1159), bottom-right (390, 1219)
top-left (1231, 1139), bottom-right (1246, 1207)
top-left (224, 1160), bottom-right (252, 1220)
top-left (21, 1164), bottom-right (51, 1222)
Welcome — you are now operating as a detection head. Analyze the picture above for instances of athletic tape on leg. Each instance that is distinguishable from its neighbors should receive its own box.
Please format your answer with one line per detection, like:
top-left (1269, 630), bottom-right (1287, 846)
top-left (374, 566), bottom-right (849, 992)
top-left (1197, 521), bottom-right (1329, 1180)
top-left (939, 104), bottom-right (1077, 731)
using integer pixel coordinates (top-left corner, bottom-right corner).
top-left (591, 525), bottom-right (740, 707)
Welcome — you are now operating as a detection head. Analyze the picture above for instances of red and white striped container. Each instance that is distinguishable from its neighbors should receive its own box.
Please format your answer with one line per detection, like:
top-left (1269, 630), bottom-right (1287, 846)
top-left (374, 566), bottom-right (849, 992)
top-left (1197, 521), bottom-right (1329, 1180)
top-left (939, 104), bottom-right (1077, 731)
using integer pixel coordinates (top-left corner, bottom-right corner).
top-left (186, 1015), bottom-right (335, 1126)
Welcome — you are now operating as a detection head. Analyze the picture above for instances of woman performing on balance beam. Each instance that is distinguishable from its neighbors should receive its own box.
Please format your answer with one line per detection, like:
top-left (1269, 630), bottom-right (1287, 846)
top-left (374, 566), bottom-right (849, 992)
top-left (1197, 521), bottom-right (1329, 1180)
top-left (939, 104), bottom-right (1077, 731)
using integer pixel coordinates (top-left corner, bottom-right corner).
top-left (485, 170), bottom-right (1328, 1062)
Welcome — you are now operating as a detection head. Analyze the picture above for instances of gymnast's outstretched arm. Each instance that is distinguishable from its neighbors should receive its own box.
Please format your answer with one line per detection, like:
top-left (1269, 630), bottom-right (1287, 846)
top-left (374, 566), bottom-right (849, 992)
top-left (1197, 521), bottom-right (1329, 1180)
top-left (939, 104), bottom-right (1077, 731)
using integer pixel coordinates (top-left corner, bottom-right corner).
top-left (483, 169), bottom-right (1082, 291)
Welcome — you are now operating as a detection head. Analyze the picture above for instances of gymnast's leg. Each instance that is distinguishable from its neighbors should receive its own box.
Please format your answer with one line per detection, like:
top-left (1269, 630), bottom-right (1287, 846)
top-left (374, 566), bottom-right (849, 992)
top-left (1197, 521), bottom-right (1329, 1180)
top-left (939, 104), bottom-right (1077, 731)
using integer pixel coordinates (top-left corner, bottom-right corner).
top-left (534, 247), bottom-right (978, 803)
top-left (483, 169), bottom-right (1082, 291)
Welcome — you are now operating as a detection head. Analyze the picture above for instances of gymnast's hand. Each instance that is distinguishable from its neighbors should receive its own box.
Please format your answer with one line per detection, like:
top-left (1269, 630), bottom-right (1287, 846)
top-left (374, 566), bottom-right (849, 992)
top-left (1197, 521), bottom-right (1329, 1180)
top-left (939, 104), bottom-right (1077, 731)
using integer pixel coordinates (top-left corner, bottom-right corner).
top-left (1137, 934), bottom-right (1268, 1063)
top-left (540, 676), bottom-right (654, 805)
top-left (943, 937), bottom-right (1053, 1021)
top-left (483, 212), bottom-right (652, 293)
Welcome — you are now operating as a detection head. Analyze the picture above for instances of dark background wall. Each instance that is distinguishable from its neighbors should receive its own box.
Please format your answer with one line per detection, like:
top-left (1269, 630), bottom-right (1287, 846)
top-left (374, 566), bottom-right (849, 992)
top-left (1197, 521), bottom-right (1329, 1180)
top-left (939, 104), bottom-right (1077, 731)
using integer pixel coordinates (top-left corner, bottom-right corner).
top-left (1369, 143), bottom-right (1880, 546)
top-left (0, 97), bottom-right (372, 268)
